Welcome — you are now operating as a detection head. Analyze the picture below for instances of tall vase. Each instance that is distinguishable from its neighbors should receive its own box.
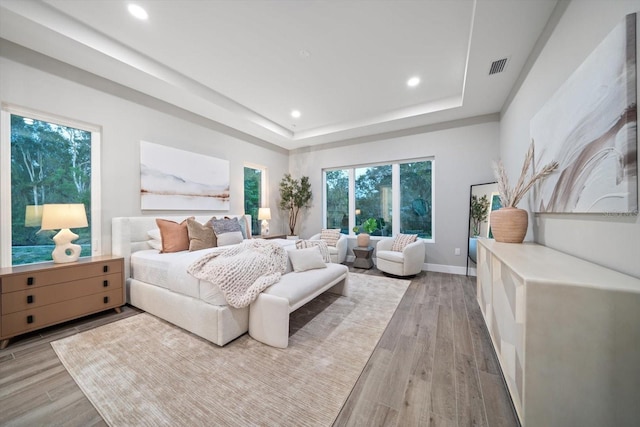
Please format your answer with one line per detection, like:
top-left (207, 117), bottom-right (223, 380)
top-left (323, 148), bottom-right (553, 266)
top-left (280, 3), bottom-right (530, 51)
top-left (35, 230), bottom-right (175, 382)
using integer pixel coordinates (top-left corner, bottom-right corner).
top-left (490, 207), bottom-right (528, 243)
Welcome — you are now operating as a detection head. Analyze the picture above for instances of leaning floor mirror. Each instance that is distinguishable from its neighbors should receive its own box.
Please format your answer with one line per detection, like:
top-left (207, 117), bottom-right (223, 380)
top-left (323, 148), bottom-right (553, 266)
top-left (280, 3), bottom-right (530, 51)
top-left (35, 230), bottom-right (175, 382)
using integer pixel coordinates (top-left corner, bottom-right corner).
top-left (467, 182), bottom-right (498, 276)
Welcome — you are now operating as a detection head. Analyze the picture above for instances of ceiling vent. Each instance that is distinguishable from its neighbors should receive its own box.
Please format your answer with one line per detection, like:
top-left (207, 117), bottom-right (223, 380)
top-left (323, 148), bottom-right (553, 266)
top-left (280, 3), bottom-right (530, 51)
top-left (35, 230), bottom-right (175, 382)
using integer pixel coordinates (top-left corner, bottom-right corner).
top-left (489, 58), bottom-right (509, 75)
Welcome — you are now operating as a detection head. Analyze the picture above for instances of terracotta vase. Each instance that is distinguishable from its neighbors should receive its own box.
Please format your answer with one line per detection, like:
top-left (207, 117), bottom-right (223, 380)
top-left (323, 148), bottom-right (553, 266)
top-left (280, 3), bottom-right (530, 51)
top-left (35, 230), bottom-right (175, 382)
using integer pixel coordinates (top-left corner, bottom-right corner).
top-left (490, 207), bottom-right (528, 243)
top-left (356, 233), bottom-right (370, 247)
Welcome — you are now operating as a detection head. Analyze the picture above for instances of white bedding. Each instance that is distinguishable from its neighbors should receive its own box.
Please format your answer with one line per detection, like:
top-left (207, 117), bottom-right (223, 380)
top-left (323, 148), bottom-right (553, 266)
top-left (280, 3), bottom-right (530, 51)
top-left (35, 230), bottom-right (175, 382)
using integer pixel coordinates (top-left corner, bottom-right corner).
top-left (131, 247), bottom-right (230, 306)
top-left (130, 239), bottom-right (299, 306)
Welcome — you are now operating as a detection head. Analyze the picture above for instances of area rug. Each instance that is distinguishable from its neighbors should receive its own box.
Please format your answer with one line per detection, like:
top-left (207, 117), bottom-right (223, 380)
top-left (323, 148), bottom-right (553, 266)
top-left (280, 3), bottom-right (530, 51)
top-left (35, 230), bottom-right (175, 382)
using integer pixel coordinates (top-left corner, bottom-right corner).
top-left (51, 273), bottom-right (410, 427)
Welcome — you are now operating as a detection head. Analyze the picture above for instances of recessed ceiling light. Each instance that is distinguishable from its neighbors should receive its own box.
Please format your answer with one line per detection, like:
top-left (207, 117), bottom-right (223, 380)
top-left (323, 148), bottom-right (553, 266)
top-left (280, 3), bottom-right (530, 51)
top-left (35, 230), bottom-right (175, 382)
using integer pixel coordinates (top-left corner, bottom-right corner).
top-left (128, 4), bottom-right (148, 20)
top-left (407, 76), bottom-right (421, 87)
top-left (291, 110), bottom-right (301, 119)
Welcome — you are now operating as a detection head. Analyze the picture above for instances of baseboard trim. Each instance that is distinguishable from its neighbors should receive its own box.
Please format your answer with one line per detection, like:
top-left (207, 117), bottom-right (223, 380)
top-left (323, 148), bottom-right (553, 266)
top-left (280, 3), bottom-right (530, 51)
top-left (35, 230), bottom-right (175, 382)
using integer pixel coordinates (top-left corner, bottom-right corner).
top-left (424, 263), bottom-right (468, 276)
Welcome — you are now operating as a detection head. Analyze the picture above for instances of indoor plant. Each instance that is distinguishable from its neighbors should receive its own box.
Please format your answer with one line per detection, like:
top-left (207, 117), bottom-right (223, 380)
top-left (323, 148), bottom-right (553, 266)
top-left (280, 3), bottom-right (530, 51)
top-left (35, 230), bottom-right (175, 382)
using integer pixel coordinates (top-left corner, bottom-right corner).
top-left (491, 140), bottom-right (558, 243)
top-left (353, 217), bottom-right (378, 247)
top-left (470, 194), bottom-right (490, 237)
top-left (278, 173), bottom-right (312, 237)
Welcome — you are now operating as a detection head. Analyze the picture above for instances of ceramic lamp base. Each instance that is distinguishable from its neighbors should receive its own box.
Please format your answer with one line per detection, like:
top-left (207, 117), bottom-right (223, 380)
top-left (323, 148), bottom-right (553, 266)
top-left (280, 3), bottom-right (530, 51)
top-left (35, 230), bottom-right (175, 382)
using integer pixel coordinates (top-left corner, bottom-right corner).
top-left (51, 228), bottom-right (82, 263)
top-left (261, 220), bottom-right (269, 235)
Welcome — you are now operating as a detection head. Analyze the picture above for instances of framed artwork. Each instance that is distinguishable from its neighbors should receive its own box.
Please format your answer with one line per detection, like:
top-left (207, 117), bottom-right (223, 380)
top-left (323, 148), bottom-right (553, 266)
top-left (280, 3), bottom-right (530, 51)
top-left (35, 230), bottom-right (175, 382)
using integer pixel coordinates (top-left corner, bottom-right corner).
top-left (487, 192), bottom-right (502, 238)
top-left (530, 13), bottom-right (637, 213)
top-left (140, 141), bottom-right (230, 210)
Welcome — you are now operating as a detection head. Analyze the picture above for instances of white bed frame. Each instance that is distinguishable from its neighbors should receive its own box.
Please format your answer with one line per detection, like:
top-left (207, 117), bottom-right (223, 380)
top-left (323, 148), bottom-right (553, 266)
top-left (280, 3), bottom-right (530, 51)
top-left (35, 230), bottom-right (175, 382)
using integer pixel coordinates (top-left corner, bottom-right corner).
top-left (111, 215), bottom-right (251, 346)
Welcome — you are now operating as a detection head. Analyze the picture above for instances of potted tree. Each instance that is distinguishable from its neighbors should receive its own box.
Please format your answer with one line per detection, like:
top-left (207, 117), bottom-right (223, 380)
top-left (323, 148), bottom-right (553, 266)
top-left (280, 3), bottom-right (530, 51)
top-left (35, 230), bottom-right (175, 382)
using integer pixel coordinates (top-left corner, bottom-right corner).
top-left (353, 217), bottom-right (378, 247)
top-left (278, 173), bottom-right (312, 237)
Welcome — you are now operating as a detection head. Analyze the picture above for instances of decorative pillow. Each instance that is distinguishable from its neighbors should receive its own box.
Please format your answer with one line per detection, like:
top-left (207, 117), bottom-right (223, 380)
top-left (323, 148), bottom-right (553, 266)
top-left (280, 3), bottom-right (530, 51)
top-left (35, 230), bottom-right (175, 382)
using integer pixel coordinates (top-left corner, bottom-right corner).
top-left (320, 228), bottom-right (341, 247)
top-left (225, 215), bottom-right (251, 239)
top-left (288, 247), bottom-right (327, 272)
top-left (187, 217), bottom-right (216, 251)
top-left (391, 233), bottom-right (418, 252)
top-left (212, 217), bottom-right (242, 237)
top-left (216, 231), bottom-right (244, 247)
top-left (156, 217), bottom-right (194, 253)
top-left (148, 239), bottom-right (162, 251)
top-left (296, 239), bottom-right (331, 263)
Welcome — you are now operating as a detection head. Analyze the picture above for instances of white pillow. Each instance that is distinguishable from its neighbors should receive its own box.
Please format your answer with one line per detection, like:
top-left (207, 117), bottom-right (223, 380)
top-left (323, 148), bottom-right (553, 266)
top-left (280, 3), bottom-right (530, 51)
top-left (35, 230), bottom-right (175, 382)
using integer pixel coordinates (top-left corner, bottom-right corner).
top-left (288, 247), bottom-right (327, 272)
top-left (216, 231), bottom-right (244, 247)
top-left (147, 228), bottom-right (162, 250)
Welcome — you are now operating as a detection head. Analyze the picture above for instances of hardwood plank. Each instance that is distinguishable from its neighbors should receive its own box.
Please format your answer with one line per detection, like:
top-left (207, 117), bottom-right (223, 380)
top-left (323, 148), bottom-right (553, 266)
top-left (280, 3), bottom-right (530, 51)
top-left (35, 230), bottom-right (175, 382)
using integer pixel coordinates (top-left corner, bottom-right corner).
top-left (0, 268), bottom-right (519, 427)
top-left (479, 371), bottom-right (519, 427)
top-left (456, 350), bottom-right (488, 427)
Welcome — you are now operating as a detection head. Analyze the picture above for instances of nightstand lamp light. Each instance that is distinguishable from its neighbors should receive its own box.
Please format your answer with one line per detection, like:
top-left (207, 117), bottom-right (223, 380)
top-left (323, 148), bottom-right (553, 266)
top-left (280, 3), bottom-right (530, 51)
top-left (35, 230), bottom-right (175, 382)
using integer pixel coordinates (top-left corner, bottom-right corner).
top-left (24, 205), bottom-right (44, 227)
top-left (40, 204), bottom-right (88, 264)
top-left (258, 207), bottom-right (271, 235)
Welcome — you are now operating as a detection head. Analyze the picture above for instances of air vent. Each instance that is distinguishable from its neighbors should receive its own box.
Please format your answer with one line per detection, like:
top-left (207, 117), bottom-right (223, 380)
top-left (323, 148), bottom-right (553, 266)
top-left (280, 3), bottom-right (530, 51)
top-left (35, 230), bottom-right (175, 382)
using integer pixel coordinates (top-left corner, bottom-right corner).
top-left (489, 58), bottom-right (509, 75)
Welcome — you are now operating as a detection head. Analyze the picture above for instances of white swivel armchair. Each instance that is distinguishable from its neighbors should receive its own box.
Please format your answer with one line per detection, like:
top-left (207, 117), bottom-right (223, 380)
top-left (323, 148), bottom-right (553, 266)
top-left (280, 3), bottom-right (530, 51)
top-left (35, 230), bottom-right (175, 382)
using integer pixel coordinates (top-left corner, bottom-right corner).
top-left (309, 233), bottom-right (348, 264)
top-left (375, 237), bottom-right (425, 276)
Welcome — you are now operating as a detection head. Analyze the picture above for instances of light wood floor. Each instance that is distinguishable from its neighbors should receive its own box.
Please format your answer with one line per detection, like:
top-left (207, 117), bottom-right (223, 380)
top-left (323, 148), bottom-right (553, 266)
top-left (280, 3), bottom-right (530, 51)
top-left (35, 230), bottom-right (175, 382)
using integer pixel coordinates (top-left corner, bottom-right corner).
top-left (0, 266), bottom-right (518, 427)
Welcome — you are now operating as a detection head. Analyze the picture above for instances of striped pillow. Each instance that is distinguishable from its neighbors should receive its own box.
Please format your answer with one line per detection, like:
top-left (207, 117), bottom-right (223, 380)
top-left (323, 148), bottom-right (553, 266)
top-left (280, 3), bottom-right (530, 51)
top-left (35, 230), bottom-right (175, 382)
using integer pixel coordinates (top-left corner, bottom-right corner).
top-left (320, 228), bottom-right (341, 247)
top-left (296, 239), bottom-right (331, 263)
top-left (391, 233), bottom-right (418, 252)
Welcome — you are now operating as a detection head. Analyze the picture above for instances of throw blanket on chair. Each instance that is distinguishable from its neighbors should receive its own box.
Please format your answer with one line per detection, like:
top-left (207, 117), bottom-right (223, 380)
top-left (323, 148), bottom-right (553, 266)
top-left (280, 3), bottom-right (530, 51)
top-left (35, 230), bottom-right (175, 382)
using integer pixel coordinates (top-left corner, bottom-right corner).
top-left (187, 239), bottom-right (288, 308)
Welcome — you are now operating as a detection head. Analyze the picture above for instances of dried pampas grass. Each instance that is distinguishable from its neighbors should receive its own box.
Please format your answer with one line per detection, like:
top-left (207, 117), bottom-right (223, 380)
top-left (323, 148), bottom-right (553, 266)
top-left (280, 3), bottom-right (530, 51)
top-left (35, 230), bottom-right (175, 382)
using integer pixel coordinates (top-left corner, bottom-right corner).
top-left (493, 140), bottom-right (559, 208)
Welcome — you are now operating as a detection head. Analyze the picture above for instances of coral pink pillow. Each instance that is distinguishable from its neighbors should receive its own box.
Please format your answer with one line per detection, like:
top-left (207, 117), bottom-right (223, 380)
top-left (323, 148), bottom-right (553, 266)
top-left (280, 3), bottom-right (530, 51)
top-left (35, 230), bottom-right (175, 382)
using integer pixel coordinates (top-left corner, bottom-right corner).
top-left (156, 217), bottom-right (194, 253)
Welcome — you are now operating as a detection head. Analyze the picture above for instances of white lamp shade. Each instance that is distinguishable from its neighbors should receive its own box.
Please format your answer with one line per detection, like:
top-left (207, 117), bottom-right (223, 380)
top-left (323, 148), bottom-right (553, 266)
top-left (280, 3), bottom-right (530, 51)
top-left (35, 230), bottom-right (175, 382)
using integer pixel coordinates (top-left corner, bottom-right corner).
top-left (258, 207), bottom-right (271, 220)
top-left (40, 204), bottom-right (88, 230)
top-left (24, 205), bottom-right (44, 227)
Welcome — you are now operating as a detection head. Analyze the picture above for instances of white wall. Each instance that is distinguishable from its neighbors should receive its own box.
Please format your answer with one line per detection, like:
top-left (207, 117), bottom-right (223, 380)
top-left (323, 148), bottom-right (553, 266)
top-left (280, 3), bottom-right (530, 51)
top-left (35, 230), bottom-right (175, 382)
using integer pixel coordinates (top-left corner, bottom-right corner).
top-left (0, 50), bottom-right (290, 254)
top-left (290, 118), bottom-right (500, 273)
top-left (500, 0), bottom-right (640, 278)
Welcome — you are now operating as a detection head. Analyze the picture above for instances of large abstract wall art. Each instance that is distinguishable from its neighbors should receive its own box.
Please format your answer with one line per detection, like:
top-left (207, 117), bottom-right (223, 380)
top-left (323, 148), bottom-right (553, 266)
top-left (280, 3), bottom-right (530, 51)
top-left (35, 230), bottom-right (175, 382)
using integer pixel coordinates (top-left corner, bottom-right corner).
top-left (531, 13), bottom-right (637, 213)
top-left (140, 141), bottom-right (230, 210)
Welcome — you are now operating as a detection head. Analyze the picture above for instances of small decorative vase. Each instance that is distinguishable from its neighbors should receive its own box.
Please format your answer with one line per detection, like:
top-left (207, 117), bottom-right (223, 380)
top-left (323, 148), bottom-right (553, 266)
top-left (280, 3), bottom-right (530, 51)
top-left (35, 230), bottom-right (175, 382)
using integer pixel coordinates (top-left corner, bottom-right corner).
top-left (490, 207), bottom-right (528, 243)
top-left (356, 233), bottom-right (370, 247)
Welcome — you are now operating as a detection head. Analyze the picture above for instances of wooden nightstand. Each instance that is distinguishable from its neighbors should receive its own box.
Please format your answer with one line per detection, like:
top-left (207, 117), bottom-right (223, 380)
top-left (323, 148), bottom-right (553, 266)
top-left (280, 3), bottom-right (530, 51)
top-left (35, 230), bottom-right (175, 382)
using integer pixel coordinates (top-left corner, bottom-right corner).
top-left (0, 255), bottom-right (125, 349)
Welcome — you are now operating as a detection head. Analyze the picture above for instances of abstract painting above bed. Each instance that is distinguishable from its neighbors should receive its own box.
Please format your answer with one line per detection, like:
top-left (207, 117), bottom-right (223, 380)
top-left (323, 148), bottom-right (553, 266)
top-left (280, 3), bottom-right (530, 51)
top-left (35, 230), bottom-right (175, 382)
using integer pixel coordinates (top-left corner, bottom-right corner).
top-left (530, 13), bottom-right (637, 214)
top-left (140, 141), bottom-right (230, 210)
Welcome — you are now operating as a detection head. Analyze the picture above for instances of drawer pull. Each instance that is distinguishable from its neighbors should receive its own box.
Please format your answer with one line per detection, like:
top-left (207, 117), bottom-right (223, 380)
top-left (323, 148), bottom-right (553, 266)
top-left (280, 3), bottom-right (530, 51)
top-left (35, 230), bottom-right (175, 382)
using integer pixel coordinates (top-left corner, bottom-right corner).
top-left (27, 315), bottom-right (34, 324)
top-left (104, 296), bottom-right (109, 304)
top-left (27, 277), bottom-right (34, 286)
top-left (103, 280), bottom-right (109, 287)
top-left (27, 295), bottom-right (34, 304)
top-left (103, 265), bottom-right (109, 273)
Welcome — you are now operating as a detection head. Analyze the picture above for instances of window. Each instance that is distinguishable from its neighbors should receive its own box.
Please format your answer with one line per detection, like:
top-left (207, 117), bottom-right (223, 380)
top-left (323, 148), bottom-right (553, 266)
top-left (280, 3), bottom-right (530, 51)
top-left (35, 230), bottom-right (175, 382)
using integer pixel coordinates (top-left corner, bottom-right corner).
top-left (244, 165), bottom-right (264, 235)
top-left (0, 107), bottom-right (101, 267)
top-left (323, 159), bottom-right (433, 240)
top-left (325, 169), bottom-right (349, 234)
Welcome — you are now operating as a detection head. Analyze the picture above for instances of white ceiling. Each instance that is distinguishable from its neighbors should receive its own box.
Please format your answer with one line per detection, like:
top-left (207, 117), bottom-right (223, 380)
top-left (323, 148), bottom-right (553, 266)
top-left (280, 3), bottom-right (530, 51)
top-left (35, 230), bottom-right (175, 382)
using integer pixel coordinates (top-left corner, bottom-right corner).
top-left (0, 0), bottom-right (559, 150)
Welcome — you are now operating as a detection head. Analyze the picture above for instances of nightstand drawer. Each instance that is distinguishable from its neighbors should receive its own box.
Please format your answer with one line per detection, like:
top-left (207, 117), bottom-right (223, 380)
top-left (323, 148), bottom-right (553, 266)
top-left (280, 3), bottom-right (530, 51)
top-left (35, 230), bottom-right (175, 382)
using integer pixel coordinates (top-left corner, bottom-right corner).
top-left (1, 288), bottom-right (123, 337)
top-left (2, 273), bottom-right (123, 314)
top-left (1, 259), bottom-right (123, 293)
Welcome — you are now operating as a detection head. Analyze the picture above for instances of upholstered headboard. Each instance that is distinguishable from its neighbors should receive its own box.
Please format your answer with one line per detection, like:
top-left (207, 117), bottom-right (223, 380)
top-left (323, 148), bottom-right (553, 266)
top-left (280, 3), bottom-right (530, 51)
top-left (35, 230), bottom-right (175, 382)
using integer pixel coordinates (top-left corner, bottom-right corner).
top-left (112, 214), bottom-right (251, 279)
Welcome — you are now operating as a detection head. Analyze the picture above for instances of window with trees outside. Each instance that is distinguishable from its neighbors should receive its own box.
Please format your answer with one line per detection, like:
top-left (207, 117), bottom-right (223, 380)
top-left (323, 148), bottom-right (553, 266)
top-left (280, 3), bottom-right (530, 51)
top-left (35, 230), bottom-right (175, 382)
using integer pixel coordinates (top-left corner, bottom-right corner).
top-left (324, 159), bottom-right (433, 240)
top-left (0, 108), bottom-right (101, 267)
top-left (244, 166), bottom-right (264, 235)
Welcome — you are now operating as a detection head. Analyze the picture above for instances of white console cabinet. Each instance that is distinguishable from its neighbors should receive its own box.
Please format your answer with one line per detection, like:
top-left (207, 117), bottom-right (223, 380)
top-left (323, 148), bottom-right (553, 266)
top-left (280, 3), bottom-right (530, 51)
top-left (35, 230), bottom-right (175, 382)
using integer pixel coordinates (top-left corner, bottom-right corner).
top-left (476, 239), bottom-right (640, 427)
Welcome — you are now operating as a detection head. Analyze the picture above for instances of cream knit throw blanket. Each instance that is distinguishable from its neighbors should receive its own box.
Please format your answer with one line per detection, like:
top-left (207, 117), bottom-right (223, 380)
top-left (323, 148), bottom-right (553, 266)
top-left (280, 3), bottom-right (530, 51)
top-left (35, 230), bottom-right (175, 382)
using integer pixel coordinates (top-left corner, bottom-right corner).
top-left (187, 239), bottom-right (288, 308)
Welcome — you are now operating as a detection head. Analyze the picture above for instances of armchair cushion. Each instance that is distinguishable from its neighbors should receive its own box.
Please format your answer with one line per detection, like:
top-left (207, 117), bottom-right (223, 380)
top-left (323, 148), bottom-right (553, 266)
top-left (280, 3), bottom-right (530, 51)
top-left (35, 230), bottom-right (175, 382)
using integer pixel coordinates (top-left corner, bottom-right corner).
top-left (310, 232), bottom-right (348, 264)
top-left (391, 233), bottom-right (418, 251)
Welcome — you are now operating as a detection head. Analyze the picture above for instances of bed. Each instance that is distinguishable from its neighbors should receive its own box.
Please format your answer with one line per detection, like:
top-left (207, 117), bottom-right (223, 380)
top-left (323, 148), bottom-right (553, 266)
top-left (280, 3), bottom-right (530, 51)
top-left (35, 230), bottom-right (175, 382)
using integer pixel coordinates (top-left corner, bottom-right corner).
top-left (112, 214), bottom-right (274, 346)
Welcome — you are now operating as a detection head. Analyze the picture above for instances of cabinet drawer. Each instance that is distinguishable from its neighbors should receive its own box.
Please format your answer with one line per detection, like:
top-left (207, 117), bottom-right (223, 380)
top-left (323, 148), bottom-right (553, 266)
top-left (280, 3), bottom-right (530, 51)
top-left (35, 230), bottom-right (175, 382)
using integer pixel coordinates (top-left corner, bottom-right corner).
top-left (2, 273), bottom-right (122, 315)
top-left (1, 288), bottom-right (123, 337)
top-left (1, 260), bottom-right (122, 293)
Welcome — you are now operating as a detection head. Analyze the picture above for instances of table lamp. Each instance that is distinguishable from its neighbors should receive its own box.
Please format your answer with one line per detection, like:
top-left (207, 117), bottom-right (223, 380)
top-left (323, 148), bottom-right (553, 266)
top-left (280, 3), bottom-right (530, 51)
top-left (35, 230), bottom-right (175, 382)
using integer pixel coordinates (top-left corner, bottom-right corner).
top-left (258, 207), bottom-right (271, 235)
top-left (40, 204), bottom-right (88, 263)
top-left (24, 205), bottom-right (44, 227)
